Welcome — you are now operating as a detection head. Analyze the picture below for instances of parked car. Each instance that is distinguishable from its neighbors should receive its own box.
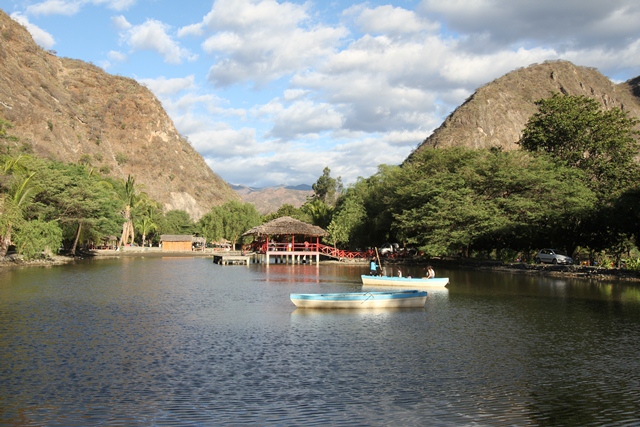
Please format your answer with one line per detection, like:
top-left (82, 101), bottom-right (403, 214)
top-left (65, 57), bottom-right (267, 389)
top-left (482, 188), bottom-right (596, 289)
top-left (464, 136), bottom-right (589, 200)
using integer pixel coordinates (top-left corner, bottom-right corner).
top-left (378, 243), bottom-right (399, 255)
top-left (535, 249), bottom-right (573, 265)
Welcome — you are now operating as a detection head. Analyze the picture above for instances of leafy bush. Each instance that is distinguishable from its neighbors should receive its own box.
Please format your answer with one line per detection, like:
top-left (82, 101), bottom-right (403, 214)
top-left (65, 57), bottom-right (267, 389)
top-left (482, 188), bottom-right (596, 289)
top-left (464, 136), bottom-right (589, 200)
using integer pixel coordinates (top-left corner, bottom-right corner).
top-left (623, 258), bottom-right (640, 271)
top-left (115, 152), bottom-right (128, 165)
top-left (14, 220), bottom-right (62, 260)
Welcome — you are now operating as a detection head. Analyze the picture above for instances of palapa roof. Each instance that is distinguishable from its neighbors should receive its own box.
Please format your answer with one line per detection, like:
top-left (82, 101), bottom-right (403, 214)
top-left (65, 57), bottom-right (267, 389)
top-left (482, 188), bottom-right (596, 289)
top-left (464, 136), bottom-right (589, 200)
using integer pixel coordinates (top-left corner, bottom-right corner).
top-left (242, 216), bottom-right (327, 237)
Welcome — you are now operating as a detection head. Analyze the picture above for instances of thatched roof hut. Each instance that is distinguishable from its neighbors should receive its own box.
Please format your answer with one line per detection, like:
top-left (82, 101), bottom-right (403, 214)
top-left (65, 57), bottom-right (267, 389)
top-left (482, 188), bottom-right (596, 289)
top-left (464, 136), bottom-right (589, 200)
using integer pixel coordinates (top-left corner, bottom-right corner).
top-left (243, 216), bottom-right (327, 237)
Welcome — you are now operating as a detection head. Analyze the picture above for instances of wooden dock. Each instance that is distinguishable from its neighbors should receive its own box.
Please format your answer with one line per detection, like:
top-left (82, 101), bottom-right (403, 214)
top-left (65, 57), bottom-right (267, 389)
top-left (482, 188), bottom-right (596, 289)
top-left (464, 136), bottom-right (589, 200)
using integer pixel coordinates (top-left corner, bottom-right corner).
top-left (213, 254), bottom-right (251, 265)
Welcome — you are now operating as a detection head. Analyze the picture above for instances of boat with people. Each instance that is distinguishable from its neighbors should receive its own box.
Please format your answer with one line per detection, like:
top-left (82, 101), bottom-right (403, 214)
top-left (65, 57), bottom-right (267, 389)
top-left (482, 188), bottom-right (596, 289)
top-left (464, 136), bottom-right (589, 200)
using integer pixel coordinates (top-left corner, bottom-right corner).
top-left (290, 290), bottom-right (428, 309)
top-left (361, 275), bottom-right (449, 288)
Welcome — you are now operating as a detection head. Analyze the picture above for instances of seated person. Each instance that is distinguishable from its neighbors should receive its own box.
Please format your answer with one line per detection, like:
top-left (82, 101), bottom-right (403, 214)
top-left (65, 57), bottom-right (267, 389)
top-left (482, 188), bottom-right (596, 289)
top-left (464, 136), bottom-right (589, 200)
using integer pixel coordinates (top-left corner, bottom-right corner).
top-left (425, 265), bottom-right (435, 279)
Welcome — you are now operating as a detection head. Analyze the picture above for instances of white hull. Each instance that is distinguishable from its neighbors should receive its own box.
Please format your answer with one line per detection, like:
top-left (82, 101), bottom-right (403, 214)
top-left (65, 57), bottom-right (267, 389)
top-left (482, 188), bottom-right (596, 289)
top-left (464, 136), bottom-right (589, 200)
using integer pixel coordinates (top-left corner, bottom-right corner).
top-left (361, 275), bottom-right (449, 288)
top-left (290, 291), bottom-right (427, 309)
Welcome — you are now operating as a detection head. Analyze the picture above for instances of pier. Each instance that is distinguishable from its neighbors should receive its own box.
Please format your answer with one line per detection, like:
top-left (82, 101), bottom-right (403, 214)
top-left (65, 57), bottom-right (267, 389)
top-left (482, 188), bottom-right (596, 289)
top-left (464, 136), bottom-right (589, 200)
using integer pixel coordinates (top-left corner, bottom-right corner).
top-left (213, 254), bottom-right (251, 265)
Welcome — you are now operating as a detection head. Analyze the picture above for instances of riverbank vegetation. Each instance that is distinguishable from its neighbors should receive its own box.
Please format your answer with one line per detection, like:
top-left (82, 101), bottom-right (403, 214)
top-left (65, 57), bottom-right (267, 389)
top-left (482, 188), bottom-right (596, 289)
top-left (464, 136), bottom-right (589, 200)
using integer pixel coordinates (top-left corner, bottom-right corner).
top-left (3, 93), bottom-right (640, 268)
top-left (320, 94), bottom-right (640, 267)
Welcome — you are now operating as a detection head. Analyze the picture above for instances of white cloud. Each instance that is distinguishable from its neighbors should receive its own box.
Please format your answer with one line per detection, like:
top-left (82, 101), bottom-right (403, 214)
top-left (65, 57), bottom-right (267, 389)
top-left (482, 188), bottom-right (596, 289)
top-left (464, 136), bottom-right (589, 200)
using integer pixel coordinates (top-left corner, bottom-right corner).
top-left (10, 12), bottom-right (56, 49)
top-left (92, 0), bottom-right (136, 11)
top-left (177, 23), bottom-right (204, 38)
top-left (111, 14), bottom-right (131, 30)
top-left (108, 50), bottom-right (127, 62)
top-left (119, 18), bottom-right (197, 64)
top-left (198, 0), bottom-right (348, 86)
top-left (24, 0), bottom-right (135, 16)
top-left (26, 0), bottom-right (82, 16)
top-left (418, 0), bottom-right (640, 50)
top-left (345, 4), bottom-right (439, 36)
top-left (138, 75), bottom-right (196, 96)
top-left (268, 100), bottom-right (343, 139)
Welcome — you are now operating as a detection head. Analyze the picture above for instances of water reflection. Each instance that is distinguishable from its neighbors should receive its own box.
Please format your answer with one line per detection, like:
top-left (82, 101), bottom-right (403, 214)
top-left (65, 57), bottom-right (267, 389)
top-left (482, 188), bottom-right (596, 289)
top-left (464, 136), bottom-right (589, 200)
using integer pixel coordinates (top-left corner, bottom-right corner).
top-left (1, 258), bottom-right (640, 426)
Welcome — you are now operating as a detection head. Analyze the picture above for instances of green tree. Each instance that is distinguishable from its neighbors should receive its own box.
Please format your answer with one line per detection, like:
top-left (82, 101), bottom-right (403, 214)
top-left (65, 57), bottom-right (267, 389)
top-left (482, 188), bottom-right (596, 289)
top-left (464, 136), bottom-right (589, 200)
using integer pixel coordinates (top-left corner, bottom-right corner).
top-left (262, 204), bottom-right (311, 223)
top-left (301, 198), bottom-right (333, 229)
top-left (393, 147), bottom-right (595, 258)
top-left (311, 166), bottom-right (342, 205)
top-left (161, 210), bottom-right (196, 236)
top-left (326, 196), bottom-right (366, 248)
top-left (519, 93), bottom-right (640, 196)
top-left (117, 175), bottom-right (143, 247)
top-left (198, 201), bottom-right (261, 249)
top-left (22, 159), bottom-right (121, 254)
top-left (13, 219), bottom-right (62, 260)
top-left (134, 200), bottom-right (160, 247)
top-left (0, 155), bottom-right (40, 256)
top-left (0, 194), bottom-right (24, 256)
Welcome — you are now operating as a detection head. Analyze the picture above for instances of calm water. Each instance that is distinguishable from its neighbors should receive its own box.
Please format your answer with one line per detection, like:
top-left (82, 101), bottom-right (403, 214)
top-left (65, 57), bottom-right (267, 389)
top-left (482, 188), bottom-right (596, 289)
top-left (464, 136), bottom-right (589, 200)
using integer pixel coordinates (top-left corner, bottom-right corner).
top-left (1, 257), bottom-right (640, 426)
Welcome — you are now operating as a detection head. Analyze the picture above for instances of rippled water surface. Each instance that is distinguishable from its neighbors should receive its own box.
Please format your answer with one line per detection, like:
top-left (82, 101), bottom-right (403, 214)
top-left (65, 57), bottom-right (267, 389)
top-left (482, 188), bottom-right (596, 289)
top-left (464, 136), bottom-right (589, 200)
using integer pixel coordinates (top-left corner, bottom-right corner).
top-left (1, 257), bottom-right (640, 426)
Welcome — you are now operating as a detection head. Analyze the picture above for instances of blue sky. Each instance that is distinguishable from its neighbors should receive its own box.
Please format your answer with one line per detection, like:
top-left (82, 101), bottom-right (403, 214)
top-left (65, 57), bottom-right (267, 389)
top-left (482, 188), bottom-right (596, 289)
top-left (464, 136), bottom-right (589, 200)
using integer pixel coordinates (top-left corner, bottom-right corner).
top-left (5, 0), bottom-right (640, 187)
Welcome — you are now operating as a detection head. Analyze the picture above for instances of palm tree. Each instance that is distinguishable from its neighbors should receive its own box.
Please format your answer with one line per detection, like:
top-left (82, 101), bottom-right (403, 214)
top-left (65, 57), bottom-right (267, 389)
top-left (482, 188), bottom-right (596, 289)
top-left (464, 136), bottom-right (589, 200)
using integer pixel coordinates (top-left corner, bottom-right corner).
top-left (134, 202), bottom-right (159, 247)
top-left (118, 175), bottom-right (142, 248)
top-left (0, 156), bottom-right (40, 257)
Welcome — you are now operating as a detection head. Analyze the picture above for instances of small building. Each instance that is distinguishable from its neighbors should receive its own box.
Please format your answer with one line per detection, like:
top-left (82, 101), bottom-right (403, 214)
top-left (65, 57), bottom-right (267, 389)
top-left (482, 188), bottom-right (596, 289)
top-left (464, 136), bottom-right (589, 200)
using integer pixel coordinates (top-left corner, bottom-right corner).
top-left (160, 235), bottom-right (194, 251)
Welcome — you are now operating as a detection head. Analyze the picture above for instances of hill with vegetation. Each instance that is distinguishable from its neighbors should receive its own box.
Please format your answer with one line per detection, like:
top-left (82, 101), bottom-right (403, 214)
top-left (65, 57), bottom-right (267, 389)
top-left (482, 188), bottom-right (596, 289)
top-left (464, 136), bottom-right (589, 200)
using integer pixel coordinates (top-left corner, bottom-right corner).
top-left (0, 9), bottom-right (239, 220)
top-left (408, 60), bottom-right (640, 159)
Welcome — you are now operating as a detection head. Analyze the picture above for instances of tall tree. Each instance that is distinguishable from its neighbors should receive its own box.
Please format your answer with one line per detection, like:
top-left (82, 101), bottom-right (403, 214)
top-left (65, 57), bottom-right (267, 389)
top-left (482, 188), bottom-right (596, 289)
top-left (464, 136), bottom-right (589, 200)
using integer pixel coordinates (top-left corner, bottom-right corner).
top-left (393, 147), bottom-right (595, 257)
top-left (311, 166), bottom-right (342, 205)
top-left (326, 196), bottom-right (366, 248)
top-left (301, 198), bottom-right (333, 229)
top-left (198, 201), bottom-right (261, 249)
top-left (519, 93), bottom-right (640, 196)
top-left (160, 210), bottom-right (196, 236)
top-left (117, 175), bottom-right (142, 247)
top-left (26, 160), bottom-right (121, 254)
top-left (0, 155), bottom-right (40, 256)
top-left (0, 194), bottom-right (24, 257)
top-left (134, 201), bottom-right (160, 247)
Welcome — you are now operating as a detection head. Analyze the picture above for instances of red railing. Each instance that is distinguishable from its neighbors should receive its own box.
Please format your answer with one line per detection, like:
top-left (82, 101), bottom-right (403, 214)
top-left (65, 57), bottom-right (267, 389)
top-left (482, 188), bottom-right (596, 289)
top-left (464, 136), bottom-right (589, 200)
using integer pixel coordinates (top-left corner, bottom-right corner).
top-left (257, 242), bottom-right (374, 260)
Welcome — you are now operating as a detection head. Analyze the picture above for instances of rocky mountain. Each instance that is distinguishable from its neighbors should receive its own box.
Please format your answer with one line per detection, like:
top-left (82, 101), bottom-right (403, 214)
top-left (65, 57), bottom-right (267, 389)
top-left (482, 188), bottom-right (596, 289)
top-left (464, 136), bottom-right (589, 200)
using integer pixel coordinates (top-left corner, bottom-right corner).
top-left (232, 184), bottom-right (313, 214)
top-left (408, 60), bottom-right (640, 159)
top-left (0, 10), bottom-right (239, 220)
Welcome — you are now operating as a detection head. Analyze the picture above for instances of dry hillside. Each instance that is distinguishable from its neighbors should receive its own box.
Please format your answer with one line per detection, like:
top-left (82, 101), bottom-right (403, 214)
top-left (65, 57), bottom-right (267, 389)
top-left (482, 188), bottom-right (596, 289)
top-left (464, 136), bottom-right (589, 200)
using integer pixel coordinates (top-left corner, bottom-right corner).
top-left (0, 9), bottom-right (239, 220)
top-left (233, 185), bottom-right (313, 214)
top-left (409, 60), bottom-right (640, 159)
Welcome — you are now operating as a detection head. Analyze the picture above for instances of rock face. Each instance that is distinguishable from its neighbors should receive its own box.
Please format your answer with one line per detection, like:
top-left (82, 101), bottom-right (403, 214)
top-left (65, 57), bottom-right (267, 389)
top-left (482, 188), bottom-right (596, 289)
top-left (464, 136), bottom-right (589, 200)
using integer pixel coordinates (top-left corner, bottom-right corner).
top-left (0, 10), bottom-right (239, 220)
top-left (409, 60), bottom-right (640, 159)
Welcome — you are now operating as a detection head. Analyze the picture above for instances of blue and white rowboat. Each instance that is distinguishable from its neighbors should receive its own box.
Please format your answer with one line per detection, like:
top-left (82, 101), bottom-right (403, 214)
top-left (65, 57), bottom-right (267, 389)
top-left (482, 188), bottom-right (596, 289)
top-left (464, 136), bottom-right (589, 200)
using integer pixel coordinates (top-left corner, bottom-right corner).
top-left (361, 275), bottom-right (449, 288)
top-left (290, 290), bottom-right (427, 309)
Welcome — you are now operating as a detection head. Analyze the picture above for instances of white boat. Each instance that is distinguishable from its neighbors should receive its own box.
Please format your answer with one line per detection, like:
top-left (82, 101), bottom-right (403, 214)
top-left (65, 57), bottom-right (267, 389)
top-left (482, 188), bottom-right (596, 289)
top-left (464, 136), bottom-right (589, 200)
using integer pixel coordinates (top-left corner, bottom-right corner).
top-left (290, 290), bottom-right (427, 309)
top-left (361, 275), bottom-right (449, 288)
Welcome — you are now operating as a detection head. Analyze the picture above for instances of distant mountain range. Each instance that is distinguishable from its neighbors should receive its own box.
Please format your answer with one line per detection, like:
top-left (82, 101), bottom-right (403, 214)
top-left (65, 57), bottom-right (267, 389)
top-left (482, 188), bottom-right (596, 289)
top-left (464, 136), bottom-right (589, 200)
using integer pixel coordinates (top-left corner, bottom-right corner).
top-left (232, 184), bottom-right (313, 214)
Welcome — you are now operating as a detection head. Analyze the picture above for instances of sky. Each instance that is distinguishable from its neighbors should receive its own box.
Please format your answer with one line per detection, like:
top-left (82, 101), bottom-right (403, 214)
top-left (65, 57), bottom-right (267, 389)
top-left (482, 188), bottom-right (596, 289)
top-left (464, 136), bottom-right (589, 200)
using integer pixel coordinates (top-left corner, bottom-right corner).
top-left (4, 0), bottom-right (640, 188)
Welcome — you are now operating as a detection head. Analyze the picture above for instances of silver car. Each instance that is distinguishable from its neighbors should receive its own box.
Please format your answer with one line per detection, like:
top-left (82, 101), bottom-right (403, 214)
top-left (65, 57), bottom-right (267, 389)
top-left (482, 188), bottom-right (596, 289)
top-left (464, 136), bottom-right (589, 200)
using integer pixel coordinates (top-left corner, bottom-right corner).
top-left (535, 249), bottom-right (573, 265)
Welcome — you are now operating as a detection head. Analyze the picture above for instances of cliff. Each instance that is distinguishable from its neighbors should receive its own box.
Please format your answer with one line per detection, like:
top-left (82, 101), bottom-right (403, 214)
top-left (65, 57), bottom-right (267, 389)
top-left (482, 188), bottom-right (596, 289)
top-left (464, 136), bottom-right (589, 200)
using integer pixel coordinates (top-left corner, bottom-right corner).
top-left (0, 10), bottom-right (239, 220)
top-left (409, 60), bottom-right (640, 159)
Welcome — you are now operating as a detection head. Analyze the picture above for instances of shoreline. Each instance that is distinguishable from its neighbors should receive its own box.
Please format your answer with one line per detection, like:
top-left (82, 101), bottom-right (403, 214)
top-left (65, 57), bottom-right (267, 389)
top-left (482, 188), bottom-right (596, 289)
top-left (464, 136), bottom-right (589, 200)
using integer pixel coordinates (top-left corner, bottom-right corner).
top-left (2, 251), bottom-right (639, 282)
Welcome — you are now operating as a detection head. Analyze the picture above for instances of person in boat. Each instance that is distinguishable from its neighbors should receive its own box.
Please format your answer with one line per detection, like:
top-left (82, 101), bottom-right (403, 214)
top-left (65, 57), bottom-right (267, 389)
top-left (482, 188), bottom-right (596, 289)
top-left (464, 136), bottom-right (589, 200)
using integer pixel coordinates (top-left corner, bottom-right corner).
top-left (369, 259), bottom-right (380, 276)
top-left (425, 265), bottom-right (435, 279)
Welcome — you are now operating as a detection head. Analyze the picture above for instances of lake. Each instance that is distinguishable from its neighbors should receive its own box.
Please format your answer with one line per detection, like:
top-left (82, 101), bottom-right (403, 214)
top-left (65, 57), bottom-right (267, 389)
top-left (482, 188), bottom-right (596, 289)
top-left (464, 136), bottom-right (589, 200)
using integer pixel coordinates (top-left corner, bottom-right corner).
top-left (1, 256), bottom-right (640, 426)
